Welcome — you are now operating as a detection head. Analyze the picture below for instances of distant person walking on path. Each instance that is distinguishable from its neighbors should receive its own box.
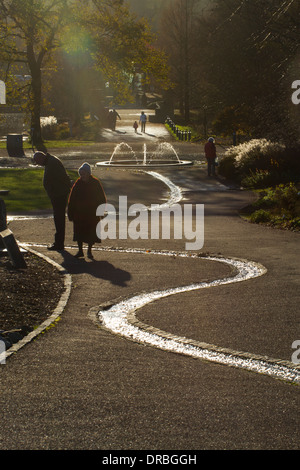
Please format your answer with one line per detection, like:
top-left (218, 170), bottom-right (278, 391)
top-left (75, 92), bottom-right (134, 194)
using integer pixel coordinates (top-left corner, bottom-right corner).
top-left (204, 137), bottom-right (217, 177)
top-left (67, 163), bottom-right (106, 259)
top-left (133, 121), bottom-right (138, 133)
top-left (109, 109), bottom-right (121, 131)
top-left (33, 151), bottom-right (72, 251)
top-left (139, 111), bottom-right (147, 133)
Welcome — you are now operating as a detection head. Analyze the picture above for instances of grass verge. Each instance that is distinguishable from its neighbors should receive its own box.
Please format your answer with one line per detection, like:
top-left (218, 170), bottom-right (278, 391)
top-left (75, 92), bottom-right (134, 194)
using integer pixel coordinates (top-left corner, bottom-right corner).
top-left (0, 168), bottom-right (78, 213)
top-left (0, 139), bottom-right (97, 150)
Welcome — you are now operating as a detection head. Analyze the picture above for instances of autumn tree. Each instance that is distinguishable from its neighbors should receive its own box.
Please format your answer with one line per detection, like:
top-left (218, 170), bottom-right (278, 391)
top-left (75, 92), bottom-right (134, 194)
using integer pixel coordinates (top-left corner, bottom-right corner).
top-left (74, 0), bottom-right (170, 106)
top-left (0, 0), bottom-right (72, 147)
top-left (0, 0), bottom-right (170, 146)
top-left (196, 0), bottom-right (300, 141)
top-left (158, 0), bottom-right (300, 141)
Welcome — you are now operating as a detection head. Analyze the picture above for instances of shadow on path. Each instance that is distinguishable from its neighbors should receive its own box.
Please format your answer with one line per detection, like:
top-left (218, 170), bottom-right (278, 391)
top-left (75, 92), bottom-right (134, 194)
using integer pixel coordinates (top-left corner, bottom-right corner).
top-left (60, 250), bottom-right (131, 287)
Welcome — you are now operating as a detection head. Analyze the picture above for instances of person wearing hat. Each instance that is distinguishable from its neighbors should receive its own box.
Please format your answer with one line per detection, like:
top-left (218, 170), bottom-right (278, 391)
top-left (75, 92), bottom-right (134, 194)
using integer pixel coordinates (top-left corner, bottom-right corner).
top-left (33, 151), bottom-right (72, 251)
top-left (67, 163), bottom-right (106, 259)
top-left (204, 137), bottom-right (217, 177)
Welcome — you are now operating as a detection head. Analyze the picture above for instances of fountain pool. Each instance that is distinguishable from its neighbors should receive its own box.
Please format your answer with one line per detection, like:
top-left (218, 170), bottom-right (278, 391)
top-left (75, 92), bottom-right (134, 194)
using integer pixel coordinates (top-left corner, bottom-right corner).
top-left (96, 143), bottom-right (193, 168)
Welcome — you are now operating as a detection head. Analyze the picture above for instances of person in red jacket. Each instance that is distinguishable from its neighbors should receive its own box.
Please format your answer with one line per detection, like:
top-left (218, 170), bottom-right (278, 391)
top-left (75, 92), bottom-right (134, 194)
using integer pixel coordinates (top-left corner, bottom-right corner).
top-left (204, 137), bottom-right (217, 177)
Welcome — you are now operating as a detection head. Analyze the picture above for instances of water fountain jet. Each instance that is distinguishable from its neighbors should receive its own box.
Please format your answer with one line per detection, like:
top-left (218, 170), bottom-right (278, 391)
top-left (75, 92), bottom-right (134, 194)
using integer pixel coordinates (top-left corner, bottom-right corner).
top-left (96, 143), bottom-right (193, 168)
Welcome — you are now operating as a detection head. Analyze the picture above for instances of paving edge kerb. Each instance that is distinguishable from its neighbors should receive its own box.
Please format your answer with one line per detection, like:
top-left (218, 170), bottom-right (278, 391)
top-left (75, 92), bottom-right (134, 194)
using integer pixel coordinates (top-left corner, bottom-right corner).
top-left (1, 245), bottom-right (72, 362)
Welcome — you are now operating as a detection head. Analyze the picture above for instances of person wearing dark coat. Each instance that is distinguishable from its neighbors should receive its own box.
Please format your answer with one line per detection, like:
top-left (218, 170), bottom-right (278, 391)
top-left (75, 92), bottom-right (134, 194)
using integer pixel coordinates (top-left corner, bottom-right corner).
top-left (109, 109), bottom-right (121, 131)
top-left (33, 151), bottom-right (72, 251)
top-left (68, 163), bottom-right (106, 259)
top-left (204, 137), bottom-right (217, 177)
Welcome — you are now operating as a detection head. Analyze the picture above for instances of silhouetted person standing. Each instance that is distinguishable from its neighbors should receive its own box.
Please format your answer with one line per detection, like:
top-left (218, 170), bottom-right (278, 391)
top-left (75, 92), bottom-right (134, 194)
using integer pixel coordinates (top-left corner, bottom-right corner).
top-left (109, 109), bottom-right (121, 131)
top-left (33, 151), bottom-right (72, 251)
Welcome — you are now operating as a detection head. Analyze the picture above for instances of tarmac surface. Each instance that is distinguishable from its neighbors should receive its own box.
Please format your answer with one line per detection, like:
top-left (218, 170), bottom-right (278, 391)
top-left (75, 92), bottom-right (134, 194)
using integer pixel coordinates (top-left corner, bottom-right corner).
top-left (0, 109), bottom-right (299, 451)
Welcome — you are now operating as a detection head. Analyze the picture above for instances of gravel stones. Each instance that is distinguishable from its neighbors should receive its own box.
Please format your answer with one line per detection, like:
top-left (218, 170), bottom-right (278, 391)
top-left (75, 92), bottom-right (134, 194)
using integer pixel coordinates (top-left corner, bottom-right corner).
top-left (0, 251), bottom-right (65, 348)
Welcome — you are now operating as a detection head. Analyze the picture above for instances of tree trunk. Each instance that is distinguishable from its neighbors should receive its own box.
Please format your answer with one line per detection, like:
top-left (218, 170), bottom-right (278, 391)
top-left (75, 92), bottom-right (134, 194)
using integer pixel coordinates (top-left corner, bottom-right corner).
top-left (183, 0), bottom-right (190, 122)
top-left (27, 44), bottom-right (46, 151)
top-left (184, 64), bottom-right (190, 122)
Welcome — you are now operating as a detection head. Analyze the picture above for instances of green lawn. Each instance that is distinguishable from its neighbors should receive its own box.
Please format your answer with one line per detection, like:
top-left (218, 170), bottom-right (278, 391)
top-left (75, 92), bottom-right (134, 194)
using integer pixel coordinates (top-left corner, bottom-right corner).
top-left (0, 168), bottom-right (78, 213)
top-left (0, 139), bottom-right (96, 149)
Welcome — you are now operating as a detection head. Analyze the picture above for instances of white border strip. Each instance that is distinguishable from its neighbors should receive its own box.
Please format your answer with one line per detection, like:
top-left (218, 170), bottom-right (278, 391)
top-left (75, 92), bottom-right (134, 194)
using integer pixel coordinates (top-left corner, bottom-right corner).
top-left (95, 250), bottom-right (300, 384)
top-left (145, 170), bottom-right (183, 208)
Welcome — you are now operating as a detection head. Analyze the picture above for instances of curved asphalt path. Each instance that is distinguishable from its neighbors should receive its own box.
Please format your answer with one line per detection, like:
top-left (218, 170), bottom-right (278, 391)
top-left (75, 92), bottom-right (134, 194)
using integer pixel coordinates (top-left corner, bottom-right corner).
top-left (0, 110), bottom-right (299, 450)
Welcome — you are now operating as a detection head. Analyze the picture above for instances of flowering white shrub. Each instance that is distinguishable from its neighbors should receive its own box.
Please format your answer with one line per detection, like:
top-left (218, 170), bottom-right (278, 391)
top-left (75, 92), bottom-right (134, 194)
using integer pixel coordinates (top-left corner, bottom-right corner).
top-left (40, 116), bottom-right (57, 127)
top-left (225, 138), bottom-right (285, 171)
top-left (40, 116), bottom-right (59, 139)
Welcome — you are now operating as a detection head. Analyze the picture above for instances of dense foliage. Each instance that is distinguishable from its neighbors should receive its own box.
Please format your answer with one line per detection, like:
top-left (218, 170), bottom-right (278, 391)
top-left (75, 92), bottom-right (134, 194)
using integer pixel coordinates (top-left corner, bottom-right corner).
top-left (0, 0), bottom-right (170, 146)
top-left (158, 0), bottom-right (300, 142)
